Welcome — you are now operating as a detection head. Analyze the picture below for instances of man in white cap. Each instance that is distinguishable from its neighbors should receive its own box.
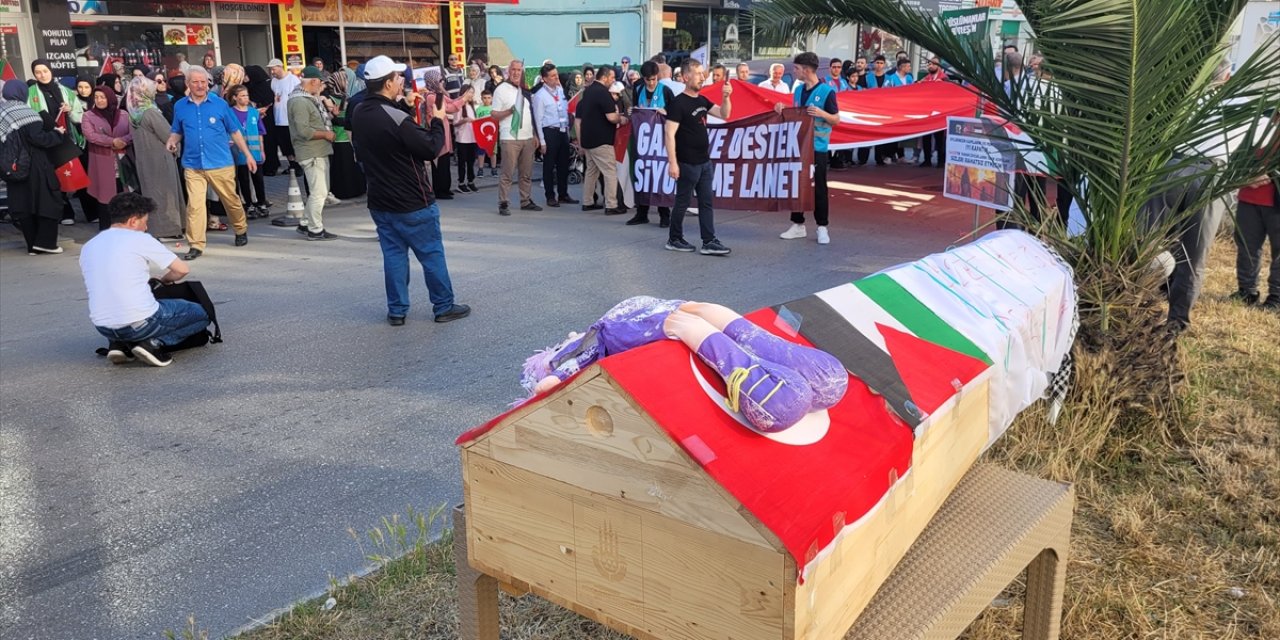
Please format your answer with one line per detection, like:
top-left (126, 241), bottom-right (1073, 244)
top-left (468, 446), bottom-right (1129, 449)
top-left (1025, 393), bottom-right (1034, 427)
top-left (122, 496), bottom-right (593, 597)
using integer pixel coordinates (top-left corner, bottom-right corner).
top-left (574, 64), bottom-right (627, 215)
top-left (351, 55), bottom-right (470, 327)
top-left (265, 58), bottom-right (300, 177)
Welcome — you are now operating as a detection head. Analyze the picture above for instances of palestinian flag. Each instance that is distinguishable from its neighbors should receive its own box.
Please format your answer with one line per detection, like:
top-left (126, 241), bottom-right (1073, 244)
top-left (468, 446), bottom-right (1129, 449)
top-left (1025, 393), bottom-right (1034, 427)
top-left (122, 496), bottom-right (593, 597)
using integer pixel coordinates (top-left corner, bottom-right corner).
top-left (0, 58), bottom-right (17, 82)
top-left (772, 275), bottom-right (992, 432)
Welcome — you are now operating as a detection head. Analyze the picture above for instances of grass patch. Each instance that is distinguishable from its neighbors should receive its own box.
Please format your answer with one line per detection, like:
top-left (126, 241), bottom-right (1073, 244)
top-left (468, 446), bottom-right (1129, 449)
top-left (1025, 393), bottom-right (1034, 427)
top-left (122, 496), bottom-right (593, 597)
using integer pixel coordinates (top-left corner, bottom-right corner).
top-left (225, 240), bottom-right (1277, 639)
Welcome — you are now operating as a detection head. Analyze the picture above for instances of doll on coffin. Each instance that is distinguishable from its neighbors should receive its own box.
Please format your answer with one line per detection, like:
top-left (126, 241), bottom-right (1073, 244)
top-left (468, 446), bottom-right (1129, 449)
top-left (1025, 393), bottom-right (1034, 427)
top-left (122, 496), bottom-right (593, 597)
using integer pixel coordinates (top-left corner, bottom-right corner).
top-left (522, 296), bottom-right (848, 436)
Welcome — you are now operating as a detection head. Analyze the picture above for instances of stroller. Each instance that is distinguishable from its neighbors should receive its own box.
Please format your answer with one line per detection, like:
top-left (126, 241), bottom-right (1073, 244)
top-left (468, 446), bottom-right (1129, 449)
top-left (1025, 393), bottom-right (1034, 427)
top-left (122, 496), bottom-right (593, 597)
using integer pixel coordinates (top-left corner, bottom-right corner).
top-left (567, 142), bottom-right (584, 185)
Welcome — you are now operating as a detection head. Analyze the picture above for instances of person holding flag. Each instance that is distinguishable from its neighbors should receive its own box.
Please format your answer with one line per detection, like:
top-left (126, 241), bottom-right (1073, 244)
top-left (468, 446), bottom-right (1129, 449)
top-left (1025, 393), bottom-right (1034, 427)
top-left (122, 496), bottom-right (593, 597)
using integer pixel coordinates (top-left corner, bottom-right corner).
top-left (777, 52), bottom-right (838, 246)
top-left (490, 59), bottom-right (541, 216)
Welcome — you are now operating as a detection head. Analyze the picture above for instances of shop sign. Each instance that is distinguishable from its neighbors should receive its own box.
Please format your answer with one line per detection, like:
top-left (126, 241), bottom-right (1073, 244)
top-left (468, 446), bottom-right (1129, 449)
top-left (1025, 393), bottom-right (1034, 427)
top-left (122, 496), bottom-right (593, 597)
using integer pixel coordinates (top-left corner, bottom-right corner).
top-left (940, 7), bottom-right (990, 49)
top-left (277, 0), bottom-right (304, 70)
top-left (0, 0), bottom-right (21, 13)
top-left (36, 0), bottom-right (78, 74)
top-left (449, 1), bottom-right (465, 61)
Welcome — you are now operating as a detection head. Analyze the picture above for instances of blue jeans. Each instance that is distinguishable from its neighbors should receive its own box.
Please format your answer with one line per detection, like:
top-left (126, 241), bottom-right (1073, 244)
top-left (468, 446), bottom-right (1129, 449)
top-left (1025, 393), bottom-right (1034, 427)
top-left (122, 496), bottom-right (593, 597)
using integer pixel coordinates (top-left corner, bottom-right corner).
top-left (95, 299), bottom-right (210, 347)
top-left (370, 205), bottom-right (456, 317)
top-left (669, 160), bottom-right (717, 244)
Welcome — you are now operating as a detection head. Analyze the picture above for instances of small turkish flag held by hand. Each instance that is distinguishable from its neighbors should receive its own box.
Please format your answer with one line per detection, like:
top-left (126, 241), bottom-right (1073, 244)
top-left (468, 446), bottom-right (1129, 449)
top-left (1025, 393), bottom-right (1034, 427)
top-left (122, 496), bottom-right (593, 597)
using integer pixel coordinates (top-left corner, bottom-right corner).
top-left (473, 117), bottom-right (498, 156)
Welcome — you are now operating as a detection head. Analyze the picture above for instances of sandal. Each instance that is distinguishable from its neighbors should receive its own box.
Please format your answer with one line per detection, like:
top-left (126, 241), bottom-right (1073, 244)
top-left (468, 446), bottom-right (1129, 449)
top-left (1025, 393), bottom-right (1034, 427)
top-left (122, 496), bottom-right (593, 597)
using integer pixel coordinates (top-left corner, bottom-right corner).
top-left (208, 219), bottom-right (228, 231)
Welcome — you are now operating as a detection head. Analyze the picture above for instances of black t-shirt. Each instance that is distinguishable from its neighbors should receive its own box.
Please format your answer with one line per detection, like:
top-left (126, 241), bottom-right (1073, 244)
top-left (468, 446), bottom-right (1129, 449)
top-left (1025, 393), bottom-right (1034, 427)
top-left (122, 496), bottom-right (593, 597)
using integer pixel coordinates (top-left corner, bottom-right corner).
top-left (576, 82), bottom-right (618, 149)
top-left (666, 92), bottom-right (713, 165)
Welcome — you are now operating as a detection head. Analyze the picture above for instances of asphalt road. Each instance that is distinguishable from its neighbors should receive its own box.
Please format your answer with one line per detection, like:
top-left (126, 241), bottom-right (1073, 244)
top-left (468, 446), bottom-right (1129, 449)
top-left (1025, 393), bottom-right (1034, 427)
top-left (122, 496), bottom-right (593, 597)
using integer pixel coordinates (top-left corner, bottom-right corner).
top-left (0, 164), bottom-right (973, 639)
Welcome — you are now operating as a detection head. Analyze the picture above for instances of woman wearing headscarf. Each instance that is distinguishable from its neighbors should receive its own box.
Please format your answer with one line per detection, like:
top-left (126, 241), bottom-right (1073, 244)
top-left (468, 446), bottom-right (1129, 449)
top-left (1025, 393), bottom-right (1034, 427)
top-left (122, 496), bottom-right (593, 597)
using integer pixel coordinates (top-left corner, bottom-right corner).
top-left (209, 65), bottom-right (225, 97)
top-left (81, 84), bottom-right (133, 231)
top-left (323, 67), bottom-right (365, 199)
top-left (161, 74), bottom-right (185, 124)
top-left (3, 79), bottom-right (67, 254)
top-left (244, 65), bottom-right (276, 179)
top-left (420, 66), bottom-right (468, 200)
top-left (202, 51), bottom-right (216, 70)
top-left (126, 76), bottom-right (183, 238)
top-left (57, 76), bottom-right (97, 224)
top-left (221, 63), bottom-right (245, 95)
top-left (96, 73), bottom-right (124, 101)
top-left (151, 71), bottom-right (171, 110)
top-left (27, 59), bottom-right (84, 147)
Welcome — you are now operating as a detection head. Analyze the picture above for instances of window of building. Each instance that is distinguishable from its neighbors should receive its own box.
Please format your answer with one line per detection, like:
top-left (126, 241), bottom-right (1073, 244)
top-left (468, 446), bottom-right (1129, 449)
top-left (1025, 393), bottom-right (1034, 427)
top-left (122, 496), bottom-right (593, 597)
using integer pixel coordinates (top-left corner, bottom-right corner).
top-left (579, 22), bottom-right (609, 47)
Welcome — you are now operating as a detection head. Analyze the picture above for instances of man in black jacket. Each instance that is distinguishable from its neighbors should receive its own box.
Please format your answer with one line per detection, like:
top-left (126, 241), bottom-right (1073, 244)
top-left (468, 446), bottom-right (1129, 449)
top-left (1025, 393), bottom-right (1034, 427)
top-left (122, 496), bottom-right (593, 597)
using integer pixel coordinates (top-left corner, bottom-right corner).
top-left (352, 55), bottom-right (471, 327)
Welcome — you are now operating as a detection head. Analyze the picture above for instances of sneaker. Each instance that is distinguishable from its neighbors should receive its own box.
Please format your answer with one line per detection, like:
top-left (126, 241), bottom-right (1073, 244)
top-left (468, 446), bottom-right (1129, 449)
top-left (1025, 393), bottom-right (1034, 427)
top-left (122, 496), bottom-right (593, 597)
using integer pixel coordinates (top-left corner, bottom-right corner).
top-left (1261, 296), bottom-right (1280, 312)
top-left (271, 215), bottom-right (301, 227)
top-left (490, 168), bottom-right (499, 177)
top-left (816, 226), bottom-right (830, 245)
top-left (457, 184), bottom-right (472, 193)
top-left (235, 233), bottom-right (248, 247)
top-left (467, 182), bottom-right (478, 192)
top-left (625, 214), bottom-right (649, 226)
top-left (521, 202), bottom-right (543, 211)
top-left (558, 195), bottom-right (579, 204)
top-left (780, 223), bottom-right (807, 240)
top-left (60, 219), bottom-right (75, 226)
top-left (296, 224), bottom-right (309, 236)
top-left (325, 193), bottom-right (342, 205)
top-left (387, 315), bottom-right (406, 327)
top-left (1229, 290), bottom-right (1260, 305)
top-left (106, 342), bottom-right (135, 365)
top-left (182, 248), bottom-right (202, 261)
top-left (131, 339), bottom-right (173, 367)
top-left (605, 206), bottom-right (628, 216)
top-left (32, 245), bottom-right (64, 254)
top-left (699, 239), bottom-right (731, 256)
top-left (665, 238), bottom-right (696, 252)
top-left (498, 203), bottom-right (511, 216)
top-left (307, 230), bottom-right (338, 241)
top-left (434, 304), bottom-right (472, 323)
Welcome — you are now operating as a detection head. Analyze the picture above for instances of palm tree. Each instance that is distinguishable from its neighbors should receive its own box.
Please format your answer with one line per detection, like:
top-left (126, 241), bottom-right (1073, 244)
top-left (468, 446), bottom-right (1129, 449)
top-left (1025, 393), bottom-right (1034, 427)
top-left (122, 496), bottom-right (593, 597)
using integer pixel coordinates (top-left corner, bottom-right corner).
top-left (754, 0), bottom-right (1280, 416)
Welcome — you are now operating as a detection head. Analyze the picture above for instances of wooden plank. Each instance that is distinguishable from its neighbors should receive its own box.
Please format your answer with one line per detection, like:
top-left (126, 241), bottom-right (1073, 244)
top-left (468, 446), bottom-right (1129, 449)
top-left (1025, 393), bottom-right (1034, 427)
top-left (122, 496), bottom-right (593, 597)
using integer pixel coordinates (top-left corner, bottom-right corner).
top-left (464, 451), bottom-right (579, 597)
top-left (486, 377), bottom-right (773, 548)
top-left (640, 513), bottom-right (786, 640)
top-left (790, 380), bottom-right (991, 640)
top-left (464, 453), bottom-right (788, 640)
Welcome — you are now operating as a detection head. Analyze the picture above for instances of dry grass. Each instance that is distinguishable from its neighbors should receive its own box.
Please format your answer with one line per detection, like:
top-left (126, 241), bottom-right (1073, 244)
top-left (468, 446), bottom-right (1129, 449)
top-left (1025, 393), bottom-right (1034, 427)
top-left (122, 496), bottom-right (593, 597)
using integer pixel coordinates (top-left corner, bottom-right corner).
top-left (233, 240), bottom-right (1278, 639)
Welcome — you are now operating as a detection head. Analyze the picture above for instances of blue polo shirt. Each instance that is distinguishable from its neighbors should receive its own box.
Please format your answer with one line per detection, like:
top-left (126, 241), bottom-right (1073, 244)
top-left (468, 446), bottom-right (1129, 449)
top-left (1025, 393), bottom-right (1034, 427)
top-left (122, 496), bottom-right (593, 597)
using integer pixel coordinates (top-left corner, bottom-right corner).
top-left (170, 93), bottom-right (239, 170)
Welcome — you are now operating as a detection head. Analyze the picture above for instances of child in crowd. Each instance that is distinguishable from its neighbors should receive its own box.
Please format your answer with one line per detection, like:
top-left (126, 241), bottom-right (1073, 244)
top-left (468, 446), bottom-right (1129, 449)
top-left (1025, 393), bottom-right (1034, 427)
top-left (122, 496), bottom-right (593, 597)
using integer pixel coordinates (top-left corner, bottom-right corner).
top-left (226, 84), bottom-right (270, 218)
top-left (476, 90), bottom-right (498, 177)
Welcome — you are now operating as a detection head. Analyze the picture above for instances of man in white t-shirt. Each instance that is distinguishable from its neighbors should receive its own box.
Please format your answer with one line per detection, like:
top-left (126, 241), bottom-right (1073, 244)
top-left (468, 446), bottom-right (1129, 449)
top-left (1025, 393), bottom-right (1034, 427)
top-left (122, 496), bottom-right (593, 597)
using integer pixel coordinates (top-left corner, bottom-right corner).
top-left (758, 63), bottom-right (791, 93)
top-left (80, 193), bottom-right (210, 367)
top-left (266, 58), bottom-right (301, 176)
top-left (489, 58), bottom-right (541, 215)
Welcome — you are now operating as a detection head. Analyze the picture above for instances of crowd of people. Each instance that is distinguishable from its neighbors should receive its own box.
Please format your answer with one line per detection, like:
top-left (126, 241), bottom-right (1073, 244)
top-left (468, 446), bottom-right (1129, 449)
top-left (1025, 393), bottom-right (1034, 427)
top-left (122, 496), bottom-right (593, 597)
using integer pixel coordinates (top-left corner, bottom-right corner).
top-left (1, 43), bottom-right (1275, 366)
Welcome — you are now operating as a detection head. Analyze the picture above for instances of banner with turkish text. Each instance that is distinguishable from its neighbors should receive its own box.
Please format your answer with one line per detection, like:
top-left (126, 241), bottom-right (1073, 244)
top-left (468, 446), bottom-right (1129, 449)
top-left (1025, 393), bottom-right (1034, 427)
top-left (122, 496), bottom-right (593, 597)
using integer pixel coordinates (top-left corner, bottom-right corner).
top-left (630, 107), bottom-right (814, 212)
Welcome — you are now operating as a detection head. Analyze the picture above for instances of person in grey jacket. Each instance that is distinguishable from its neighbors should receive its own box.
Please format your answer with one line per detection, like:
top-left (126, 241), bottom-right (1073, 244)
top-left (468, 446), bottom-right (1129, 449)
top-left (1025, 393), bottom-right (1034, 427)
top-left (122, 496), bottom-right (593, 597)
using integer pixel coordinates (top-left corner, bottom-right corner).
top-left (288, 65), bottom-right (339, 241)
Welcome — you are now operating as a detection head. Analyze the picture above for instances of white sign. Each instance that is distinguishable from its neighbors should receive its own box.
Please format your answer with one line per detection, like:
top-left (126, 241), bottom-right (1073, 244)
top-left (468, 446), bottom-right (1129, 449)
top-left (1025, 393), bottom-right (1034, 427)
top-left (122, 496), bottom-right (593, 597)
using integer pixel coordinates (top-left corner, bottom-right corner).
top-left (943, 116), bottom-right (1017, 211)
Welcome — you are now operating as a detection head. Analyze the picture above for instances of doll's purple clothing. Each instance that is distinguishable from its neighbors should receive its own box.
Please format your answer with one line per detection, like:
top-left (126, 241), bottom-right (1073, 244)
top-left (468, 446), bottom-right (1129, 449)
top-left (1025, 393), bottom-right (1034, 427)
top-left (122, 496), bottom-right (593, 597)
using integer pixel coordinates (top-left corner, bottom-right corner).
top-left (522, 296), bottom-right (848, 433)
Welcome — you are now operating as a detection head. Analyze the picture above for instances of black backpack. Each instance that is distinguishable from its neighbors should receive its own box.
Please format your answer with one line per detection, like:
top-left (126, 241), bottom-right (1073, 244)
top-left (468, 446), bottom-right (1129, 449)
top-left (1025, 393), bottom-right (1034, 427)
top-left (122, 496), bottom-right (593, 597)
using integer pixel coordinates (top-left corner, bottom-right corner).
top-left (0, 128), bottom-right (31, 183)
top-left (94, 280), bottom-right (223, 357)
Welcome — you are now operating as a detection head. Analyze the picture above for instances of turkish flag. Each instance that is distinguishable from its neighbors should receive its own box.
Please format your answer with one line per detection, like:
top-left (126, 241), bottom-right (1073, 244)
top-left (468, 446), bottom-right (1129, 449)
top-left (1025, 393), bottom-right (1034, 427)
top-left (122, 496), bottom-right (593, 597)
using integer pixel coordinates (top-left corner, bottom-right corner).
top-left (473, 117), bottom-right (498, 156)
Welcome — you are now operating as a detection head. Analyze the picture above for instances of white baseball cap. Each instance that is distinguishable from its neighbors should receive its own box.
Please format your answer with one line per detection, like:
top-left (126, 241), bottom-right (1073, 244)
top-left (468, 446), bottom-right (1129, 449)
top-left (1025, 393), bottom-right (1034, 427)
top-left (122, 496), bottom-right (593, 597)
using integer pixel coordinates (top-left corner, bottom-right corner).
top-left (363, 55), bottom-right (407, 80)
top-left (266, 58), bottom-right (284, 68)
